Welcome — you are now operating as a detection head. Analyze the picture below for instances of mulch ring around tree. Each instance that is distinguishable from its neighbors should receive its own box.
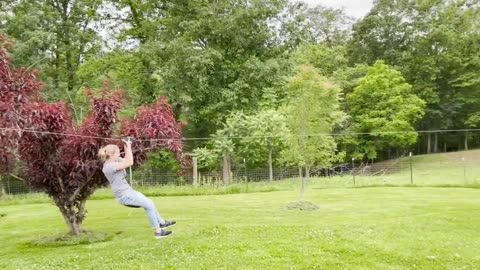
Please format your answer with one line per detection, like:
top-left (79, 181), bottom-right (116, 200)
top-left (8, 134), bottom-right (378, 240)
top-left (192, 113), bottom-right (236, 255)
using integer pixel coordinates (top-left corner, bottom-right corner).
top-left (25, 230), bottom-right (121, 247)
top-left (285, 201), bottom-right (319, 211)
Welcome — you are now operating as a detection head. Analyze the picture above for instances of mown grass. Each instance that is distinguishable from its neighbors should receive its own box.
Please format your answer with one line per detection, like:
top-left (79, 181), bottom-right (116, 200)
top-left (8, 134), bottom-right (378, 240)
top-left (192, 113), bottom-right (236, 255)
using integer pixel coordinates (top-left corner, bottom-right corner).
top-left (0, 186), bottom-right (479, 269)
top-left (1, 150), bottom-right (480, 268)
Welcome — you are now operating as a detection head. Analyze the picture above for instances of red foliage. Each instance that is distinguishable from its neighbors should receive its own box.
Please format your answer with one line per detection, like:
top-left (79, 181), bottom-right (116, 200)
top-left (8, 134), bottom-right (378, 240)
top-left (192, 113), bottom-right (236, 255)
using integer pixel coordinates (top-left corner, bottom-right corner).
top-left (14, 83), bottom-right (188, 198)
top-left (0, 38), bottom-right (188, 232)
top-left (121, 96), bottom-right (189, 173)
top-left (0, 36), bottom-right (44, 172)
top-left (19, 102), bottom-right (74, 192)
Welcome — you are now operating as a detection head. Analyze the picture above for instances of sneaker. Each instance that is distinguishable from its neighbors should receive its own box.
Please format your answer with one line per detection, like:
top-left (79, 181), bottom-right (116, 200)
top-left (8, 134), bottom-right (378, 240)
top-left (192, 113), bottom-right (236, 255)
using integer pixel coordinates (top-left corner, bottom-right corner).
top-left (160, 220), bottom-right (176, 229)
top-left (154, 230), bottom-right (173, 239)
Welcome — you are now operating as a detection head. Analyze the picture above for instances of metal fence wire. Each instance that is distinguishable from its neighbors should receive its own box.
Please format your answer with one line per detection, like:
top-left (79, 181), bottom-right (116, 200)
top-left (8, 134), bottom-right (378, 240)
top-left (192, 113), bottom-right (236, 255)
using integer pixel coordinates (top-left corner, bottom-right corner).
top-left (1, 150), bottom-right (479, 197)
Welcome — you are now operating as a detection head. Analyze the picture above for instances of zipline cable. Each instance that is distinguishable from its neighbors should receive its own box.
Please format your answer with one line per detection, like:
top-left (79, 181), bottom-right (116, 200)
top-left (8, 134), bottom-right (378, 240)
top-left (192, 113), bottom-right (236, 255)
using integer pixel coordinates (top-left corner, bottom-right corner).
top-left (1, 126), bottom-right (480, 142)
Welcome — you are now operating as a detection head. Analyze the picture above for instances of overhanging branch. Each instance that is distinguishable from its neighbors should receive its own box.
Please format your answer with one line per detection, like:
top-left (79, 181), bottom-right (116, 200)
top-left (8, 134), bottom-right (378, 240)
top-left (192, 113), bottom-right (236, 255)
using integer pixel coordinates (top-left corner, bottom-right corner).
top-left (57, 176), bottom-right (66, 193)
top-left (69, 176), bottom-right (92, 202)
top-left (9, 173), bottom-right (25, 182)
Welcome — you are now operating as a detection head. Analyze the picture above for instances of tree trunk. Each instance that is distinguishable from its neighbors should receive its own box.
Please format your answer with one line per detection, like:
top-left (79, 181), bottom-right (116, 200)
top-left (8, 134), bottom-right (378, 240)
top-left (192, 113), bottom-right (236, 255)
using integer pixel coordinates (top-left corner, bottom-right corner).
top-left (464, 131), bottom-right (469, 150)
top-left (54, 36), bottom-right (60, 90)
top-left (65, 38), bottom-right (75, 94)
top-left (60, 0), bottom-right (74, 94)
top-left (427, 133), bottom-right (431, 154)
top-left (222, 153), bottom-right (230, 185)
top-left (268, 145), bottom-right (273, 182)
top-left (192, 157), bottom-right (198, 187)
top-left (300, 165), bottom-right (309, 201)
top-left (298, 166), bottom-right (304, 200)
top-left (56, 198), bottom-right (87, 236)
top-left (434, 132), bottom-right (439, 153)
top-left (300, 176), bottom-right (306, 201)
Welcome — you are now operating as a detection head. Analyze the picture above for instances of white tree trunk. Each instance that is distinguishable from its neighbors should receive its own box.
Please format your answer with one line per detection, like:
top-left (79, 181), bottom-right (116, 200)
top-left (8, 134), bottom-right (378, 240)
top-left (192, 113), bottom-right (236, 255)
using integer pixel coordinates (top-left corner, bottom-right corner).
top-left (222, 153), bottom-right (231, 185)
top-left (268, 146), bottom-right (273, 182)
top-left (427, 133), bottom-right (431, 154)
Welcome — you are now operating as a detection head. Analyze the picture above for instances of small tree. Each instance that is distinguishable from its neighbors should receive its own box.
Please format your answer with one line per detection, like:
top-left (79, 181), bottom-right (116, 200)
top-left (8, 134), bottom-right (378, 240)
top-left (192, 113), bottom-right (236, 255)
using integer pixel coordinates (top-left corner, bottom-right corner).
top-left (282, 65), bottom-right (345, 201)
top-left (212, 112), bottom-right (247, 184)
top-left (241, 110), bottom-right (289, 181)
top-left (0, 40), bottom-right (187, 235)
top-left (207, 110), bottom-right (289, 183)
top-left (191, 147), bottom-right (217, 172)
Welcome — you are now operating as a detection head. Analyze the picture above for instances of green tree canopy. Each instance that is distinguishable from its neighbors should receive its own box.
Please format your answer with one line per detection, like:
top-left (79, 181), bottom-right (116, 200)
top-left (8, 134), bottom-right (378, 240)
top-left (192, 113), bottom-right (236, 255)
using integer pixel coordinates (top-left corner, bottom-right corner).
top-left (282, 64), bottom-right (345, 171)
top-left (346, 61), bottom-right (425, 160)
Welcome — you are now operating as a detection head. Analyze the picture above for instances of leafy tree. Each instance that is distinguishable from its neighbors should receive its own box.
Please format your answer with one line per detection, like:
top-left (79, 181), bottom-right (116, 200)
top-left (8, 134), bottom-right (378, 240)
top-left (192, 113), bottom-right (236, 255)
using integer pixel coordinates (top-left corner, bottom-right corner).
top-left (211, 112), bottom-right (247, 184)
top-left (346, 61), bottom-right (425, 160)
top-left (240, 110), bottom-right (289, 181)
top-left (333, 64), bottom-right (369, 97)
top-left (0, 0), bottom-right (103, 98)
top-left (198, 109), bottom-right (289, 182)
top-left (278, 2), bottom-right (352, 49)
top-left (293, 43), bottom-right (348, 78)
top-left (282, 64), bottom-right (345, 200)
top-left (104, 0), bottom-right (292, 141)
top-left (348, 0), bottom-right (480, 153)
top-left (75, 50), bottom-right (149, 120)
top-left (191, 147), bottom-right (217, 172)
top-left (348, 0), bottom-right (415, 65)
top-left (0, 40), bottom-right (187, 235)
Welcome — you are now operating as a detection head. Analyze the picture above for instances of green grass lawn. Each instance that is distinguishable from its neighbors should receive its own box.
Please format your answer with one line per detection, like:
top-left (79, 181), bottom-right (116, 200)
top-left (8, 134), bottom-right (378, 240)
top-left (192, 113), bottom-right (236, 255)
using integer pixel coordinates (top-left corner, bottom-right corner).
top-left (1, 185), bottom-right (479, 269)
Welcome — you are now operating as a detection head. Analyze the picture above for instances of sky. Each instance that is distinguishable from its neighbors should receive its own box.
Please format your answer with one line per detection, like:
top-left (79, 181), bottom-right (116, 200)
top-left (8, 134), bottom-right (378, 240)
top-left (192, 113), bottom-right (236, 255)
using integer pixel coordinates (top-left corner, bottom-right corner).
top-left (303, 0), bottom-right (374, 18)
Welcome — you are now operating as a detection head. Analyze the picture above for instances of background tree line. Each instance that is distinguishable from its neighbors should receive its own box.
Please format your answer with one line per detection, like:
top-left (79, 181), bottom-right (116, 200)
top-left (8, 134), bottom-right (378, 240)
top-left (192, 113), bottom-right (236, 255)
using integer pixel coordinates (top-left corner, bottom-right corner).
top-left (1, 0), bottom-right (479, 176)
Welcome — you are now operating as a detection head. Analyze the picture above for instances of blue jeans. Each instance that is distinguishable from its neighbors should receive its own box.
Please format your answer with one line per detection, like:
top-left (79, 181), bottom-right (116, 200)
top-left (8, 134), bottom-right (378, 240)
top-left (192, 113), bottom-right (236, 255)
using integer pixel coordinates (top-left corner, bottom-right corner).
top-left (118, 190), bottom-right (165, 228)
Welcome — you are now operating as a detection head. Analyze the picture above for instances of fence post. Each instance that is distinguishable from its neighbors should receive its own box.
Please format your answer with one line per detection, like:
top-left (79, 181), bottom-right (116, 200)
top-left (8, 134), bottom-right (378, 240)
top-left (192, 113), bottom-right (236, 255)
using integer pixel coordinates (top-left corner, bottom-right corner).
top-left (462, 157), bottom-right (466, 184)
top-left (244, 158), bottom-right (248, 191)
top-left (193, 157), bottom-right (198, 187)
top-left (409, 152), bottom-right (413, 185)
top-left (352, 158), bottom-right (355, 186)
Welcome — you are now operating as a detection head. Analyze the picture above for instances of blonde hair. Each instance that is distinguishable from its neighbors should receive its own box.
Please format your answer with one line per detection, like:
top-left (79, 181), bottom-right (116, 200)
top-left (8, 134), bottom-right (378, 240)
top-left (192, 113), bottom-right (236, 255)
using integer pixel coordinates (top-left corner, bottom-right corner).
top-left (98, 144), bottom-right (119, 162)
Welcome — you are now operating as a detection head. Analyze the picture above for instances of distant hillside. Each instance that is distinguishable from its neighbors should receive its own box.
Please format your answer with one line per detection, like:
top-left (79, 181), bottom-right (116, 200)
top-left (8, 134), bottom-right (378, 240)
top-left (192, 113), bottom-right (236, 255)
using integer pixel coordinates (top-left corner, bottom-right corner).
top-left (357, 149), bottom-right (480, 176)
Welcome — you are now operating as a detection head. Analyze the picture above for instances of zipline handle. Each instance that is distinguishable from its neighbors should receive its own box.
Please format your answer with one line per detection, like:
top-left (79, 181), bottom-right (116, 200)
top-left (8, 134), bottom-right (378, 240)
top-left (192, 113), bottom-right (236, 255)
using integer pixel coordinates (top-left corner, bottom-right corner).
top-left (123, 136), bottom-right (136, 143)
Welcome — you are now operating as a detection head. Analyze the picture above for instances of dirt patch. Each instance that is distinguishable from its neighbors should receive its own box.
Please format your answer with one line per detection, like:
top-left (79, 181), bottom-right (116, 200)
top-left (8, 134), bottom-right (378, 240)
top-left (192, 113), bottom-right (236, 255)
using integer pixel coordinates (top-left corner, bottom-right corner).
top-left (26, 230), bottom-right (116, 247)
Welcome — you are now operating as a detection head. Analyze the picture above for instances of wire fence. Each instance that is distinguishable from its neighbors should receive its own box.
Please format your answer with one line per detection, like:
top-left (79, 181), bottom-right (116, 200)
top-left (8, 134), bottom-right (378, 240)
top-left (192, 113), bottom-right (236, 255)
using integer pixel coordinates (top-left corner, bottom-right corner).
top-left (1, 150), bottom-right (479, 197)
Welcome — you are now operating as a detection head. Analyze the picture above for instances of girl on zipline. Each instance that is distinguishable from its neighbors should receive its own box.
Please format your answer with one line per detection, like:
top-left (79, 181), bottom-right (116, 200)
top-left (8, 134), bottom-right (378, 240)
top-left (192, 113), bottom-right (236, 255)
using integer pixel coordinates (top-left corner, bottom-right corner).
top-left (98, 139), bottom-right (175, 239)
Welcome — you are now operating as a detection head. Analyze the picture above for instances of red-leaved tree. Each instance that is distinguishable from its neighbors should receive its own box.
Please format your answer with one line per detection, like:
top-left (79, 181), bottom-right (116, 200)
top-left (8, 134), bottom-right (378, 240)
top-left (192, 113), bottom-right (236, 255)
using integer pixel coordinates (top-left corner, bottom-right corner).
top-left (0, 37), bottom-right (44, 173)
top-left (0, 37), bottom-right (187, 235)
